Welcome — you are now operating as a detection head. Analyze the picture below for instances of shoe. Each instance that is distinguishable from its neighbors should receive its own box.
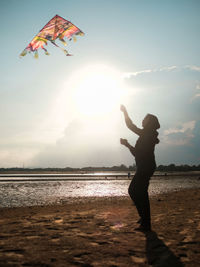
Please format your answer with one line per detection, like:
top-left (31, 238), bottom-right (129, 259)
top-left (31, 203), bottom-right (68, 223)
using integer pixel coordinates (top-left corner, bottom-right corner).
top-left (135, 225), bottom-right (151, 232)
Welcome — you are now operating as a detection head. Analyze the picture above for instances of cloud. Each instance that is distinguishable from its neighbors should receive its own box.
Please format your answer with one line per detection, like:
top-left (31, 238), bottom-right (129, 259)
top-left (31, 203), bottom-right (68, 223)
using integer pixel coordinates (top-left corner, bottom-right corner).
top-left (2, 63), bottom-right (200, 167)
top-left (30, 117), bottom-right (129, 168)
top-left (164, 121), bottom-right (196, 135)
top-left (185, 65), bottom-right (200, 72)
top-left (122, 69), bottom-right (155, 79)
top-left (162, 121), bottom-right (196, 146)
top-left (157, 121), bottom-right (200, 165)
top-left (191, 83), bottom-right (200, 101)
top-left (122, 65), bottom-right (200, 79)
top-left (0, 146), bottom-right (39, 168)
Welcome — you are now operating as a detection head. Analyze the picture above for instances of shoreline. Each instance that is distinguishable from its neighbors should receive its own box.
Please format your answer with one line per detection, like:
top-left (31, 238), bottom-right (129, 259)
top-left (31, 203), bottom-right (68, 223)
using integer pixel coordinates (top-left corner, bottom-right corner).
top-left (0, 185), bottom-right (199, 210)
top-left (1, 175), bottom-right (200, 209)
top-left (0, 188), bottom-right (200, 266)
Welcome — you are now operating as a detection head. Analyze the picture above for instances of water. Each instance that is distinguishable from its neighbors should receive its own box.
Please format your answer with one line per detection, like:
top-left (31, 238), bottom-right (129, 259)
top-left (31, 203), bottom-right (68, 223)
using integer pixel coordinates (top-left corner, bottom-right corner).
top-left (0, 176), bottom-right (200, 208)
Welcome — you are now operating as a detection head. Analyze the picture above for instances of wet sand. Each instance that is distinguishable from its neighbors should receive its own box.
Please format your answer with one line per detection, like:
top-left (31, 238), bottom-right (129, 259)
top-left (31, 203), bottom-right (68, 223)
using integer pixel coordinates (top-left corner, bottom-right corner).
top-left (0, 189), bottom-right (200, 267)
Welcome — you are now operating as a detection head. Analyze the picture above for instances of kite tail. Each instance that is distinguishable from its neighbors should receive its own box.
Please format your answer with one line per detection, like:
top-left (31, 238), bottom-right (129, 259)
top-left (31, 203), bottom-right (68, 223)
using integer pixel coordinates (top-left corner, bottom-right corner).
top-left (51, 40), bottom-right (71, 56)
top-left (34, 51), bottom-right (39, 59)
top-left (20, 49), bottom-right (28, 57)
top-left (59, 38), bottom-right (67, 46)
top-left (42, 47), bottom-right (50, 55)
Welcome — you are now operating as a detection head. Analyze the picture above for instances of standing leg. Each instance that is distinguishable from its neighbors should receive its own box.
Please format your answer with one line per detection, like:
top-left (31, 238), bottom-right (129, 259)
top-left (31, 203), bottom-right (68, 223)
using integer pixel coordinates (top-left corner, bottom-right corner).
top-left (128, 170), bottom-right (152, 231)
top-left (128, 172), bottom-right (144, 220)
top-left (139, 184), bottom-right (151, 229)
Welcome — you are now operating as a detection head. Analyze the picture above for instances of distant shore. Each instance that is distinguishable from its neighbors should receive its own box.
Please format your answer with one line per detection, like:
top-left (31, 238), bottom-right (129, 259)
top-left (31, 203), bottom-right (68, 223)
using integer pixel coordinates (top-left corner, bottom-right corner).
top-left (0, 170), bottom-right (200, 177)
top-left (1, 167), bottom-right (200, 175)
top-left (0, 188), bottom-right (200, 266)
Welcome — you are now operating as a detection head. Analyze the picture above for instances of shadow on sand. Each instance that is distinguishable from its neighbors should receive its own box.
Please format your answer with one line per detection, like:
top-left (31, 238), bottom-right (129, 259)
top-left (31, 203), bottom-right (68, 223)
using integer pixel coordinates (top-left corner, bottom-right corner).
top-left (145, 231), bottom-right (184, 267)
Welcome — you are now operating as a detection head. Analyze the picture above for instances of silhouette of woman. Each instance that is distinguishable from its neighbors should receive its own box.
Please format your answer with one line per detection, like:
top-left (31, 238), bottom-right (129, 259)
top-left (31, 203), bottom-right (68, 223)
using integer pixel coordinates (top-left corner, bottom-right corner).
top-left (120, 105), bottom-right (160, 232)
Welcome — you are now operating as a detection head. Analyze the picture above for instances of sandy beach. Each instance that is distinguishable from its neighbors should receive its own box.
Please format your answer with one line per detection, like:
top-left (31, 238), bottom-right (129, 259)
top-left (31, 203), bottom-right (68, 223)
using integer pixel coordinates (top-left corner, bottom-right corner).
top-left (0, 188), bottom-right (200, 267)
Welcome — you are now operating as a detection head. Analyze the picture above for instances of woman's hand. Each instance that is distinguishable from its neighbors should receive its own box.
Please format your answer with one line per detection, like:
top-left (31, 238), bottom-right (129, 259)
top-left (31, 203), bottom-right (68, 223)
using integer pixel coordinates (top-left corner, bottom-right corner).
top-left (120, 138), bottom-right (129, 147)
top-left (120, 104), bottom-right (127, 113)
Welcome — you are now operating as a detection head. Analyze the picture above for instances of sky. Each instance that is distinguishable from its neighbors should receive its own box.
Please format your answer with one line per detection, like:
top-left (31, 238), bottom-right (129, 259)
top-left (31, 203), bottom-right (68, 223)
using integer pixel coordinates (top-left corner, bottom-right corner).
top-left (0, 0), bottom-right (200, 168)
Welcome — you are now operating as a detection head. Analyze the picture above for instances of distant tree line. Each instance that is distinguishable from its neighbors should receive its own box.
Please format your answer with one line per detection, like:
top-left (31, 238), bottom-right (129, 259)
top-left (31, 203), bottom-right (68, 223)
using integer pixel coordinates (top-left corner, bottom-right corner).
top-left (156, 164), bottom-right (200, 172)
top-left (0, 164), bottom-right (200, 173)
top-left (0, 164), bottom-right (136, 173)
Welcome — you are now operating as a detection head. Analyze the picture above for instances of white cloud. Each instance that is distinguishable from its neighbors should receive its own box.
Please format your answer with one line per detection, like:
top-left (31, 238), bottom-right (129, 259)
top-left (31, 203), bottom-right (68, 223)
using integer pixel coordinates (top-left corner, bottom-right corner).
top-left (122, 65), bottom-right (200, 79)
top-left (185, 65), bottom-right (200, 72)
top-left (159, 66), bottom-right (178, 71)
top-left (162, 121), bottom-right (196, 146)
top-left (191, 83), bottom-right (200, 101)
top-left (122, 65), bottom-right (178, 78)
top-left (122, 69), bottom-right (154, 78)
top-left (164, 121), bottom-right (196, 135)
top-left (0, 147), bottom-right (39, 168)
top-left (30, 116), bottom-right (128, 168)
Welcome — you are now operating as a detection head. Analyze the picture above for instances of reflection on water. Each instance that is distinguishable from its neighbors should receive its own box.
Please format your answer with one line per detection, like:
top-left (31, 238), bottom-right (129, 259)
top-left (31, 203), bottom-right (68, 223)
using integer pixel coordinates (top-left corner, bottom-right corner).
top-left (0, 177), bottom-right (200, 207)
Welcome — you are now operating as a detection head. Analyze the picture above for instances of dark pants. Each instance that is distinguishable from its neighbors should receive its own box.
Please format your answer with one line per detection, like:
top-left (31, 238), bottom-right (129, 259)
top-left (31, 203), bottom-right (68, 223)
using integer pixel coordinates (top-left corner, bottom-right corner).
top-left (128, 166), bottom-right (155, 228)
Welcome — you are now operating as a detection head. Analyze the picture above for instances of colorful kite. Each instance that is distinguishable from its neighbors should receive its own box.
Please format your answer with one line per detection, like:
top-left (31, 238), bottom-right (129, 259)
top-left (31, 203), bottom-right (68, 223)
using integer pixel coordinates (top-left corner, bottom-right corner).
top-left (20, 14), bottom-right (84, 58)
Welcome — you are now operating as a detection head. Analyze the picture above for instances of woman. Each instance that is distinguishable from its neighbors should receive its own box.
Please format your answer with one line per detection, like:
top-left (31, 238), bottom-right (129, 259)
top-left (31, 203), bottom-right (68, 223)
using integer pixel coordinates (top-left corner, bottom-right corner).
top-left (120, 105), bottom-right (160, 232)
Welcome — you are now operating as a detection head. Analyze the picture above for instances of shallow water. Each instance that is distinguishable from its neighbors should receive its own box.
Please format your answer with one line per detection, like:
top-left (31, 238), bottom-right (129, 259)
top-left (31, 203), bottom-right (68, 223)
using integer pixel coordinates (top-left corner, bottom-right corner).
top-left (0, 176), bottom-right (200, 208)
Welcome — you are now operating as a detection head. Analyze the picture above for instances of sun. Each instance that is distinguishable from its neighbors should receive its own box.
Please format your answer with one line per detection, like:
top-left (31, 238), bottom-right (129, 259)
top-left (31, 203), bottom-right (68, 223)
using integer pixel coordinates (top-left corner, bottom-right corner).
top-left (71, 64), bottom-right (125, 117)
top-left (46, 64), bottom-right (127, 139)
top-left (41, 64), bottom-right (128, 140)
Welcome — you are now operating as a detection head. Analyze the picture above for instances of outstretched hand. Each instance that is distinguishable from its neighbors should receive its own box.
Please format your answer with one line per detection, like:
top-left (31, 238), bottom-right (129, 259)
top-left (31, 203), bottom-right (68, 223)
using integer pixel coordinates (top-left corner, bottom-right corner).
top-left (120, 138), bottom-right (129, 147)
top-left (120, 104), bottom-right (127, 113)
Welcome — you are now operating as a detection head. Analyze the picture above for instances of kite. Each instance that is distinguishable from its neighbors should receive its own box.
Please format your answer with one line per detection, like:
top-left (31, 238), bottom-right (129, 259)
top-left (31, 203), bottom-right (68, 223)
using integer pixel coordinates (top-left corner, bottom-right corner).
top-left (20, 14), bottom-right (84, 58)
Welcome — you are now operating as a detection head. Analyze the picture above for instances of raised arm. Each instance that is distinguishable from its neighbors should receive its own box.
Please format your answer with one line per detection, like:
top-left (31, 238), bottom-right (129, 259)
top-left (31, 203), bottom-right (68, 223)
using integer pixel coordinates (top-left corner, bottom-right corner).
top-left (120, 105), bottom-right (142, 136)
top-left (120, 138), bottom-right (136, 157)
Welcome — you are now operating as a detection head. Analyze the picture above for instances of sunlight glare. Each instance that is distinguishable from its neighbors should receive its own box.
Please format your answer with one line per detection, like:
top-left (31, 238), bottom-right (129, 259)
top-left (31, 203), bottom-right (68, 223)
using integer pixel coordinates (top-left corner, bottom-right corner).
top-left (71, 64), bottom-right (125, 117)
top-left (45, 64), bottom-right (128, 140)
